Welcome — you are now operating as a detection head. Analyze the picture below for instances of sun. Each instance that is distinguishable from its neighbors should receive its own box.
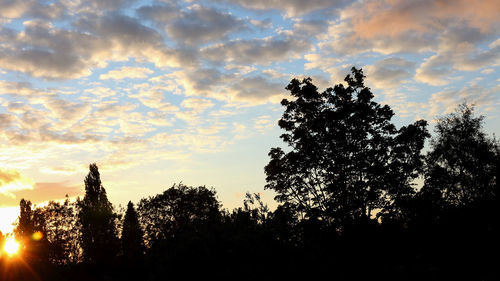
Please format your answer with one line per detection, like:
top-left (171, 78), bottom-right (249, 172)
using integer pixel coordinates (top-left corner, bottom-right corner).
top-left (3, 237), bottom-right (20, 256)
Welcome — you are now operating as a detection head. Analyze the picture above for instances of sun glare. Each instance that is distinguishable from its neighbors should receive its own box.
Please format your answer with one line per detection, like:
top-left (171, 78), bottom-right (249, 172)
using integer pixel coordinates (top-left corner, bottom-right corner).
top-left (3, 237), bottom-right (20, 256)
top-left (0, 207), bottom-right (20, 234)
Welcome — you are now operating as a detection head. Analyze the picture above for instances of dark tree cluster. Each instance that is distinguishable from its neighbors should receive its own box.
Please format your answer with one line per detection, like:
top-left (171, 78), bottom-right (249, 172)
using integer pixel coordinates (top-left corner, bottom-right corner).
top-left (1, 68), bottom-right (499, 281)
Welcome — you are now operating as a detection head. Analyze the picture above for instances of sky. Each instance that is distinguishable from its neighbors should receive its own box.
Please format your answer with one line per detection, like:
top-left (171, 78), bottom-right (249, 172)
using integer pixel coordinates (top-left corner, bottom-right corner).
top-left (0, 0), bottom-right (500, 233)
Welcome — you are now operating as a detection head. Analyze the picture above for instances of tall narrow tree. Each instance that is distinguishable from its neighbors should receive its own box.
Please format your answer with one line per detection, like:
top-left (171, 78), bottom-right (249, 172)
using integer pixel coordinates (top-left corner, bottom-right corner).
top-left (15, 199), bottom-right (35, 240)
top-left (78, 163), bottom-right (118, 264)
top-left (121, 201), bottom-right (144, 260)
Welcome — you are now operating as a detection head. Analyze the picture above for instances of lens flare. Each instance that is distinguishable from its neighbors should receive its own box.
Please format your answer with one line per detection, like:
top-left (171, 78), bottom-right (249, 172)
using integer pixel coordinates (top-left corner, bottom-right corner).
top-left (3, 237), bottom-right (20, 256)
top-left (32, 231), bottom-right (43, 241)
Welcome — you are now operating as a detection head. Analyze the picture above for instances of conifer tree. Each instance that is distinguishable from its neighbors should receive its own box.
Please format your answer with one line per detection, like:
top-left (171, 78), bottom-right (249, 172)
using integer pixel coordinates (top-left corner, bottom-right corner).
top-left (121, 201), bottom-right (145, 260)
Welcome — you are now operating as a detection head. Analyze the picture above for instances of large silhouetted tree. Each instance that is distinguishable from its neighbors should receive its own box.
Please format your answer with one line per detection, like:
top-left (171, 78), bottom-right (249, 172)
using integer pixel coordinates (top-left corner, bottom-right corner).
top-left (265, 67), bottom-right (428, 228)
top-left (78, 163), bottom-right (118, 264)
top-left (121, 201), bottom-right (144, 260)
top-left (420, 103), bottom-right (499, 207)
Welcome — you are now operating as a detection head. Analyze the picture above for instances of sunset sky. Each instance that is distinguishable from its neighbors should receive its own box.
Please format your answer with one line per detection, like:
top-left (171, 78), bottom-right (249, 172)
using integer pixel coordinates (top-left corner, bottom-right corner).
top-left (1, 0), bottom-right (500, 233)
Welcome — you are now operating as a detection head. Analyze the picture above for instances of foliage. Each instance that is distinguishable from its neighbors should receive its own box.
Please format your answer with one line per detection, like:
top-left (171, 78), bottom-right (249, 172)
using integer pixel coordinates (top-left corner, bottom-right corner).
top-left (121, 201), bottom-right (145, 260)
top-left (265, 67), bottom-right (429, 227)
top-left (78, 163), bottom-right (119, 264)
top-left (421, 103), bottom-right (499, 207)
top-left (14, 199), bottom-right (49, 263)
top-left (137, 183), bottom-right (221, 247)
top-left (36, 199), bottom-right (81, 264)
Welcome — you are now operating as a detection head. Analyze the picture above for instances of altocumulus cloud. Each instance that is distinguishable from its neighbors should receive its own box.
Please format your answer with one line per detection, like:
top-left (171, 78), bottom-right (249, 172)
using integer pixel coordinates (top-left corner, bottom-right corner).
top-left (0, 0), bottom-right (499, 208)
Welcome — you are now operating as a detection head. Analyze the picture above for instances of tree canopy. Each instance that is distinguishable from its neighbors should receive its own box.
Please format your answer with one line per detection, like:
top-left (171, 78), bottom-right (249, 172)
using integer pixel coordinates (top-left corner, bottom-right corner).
top-left (265, 67), bottom-right (429, 227)
top-left (421, 103), bottom-right (499, 207)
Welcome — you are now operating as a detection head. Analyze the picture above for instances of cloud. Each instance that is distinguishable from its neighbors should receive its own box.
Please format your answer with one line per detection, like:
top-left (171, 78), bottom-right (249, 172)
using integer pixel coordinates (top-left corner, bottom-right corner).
top-left (201, 35), bottom-right (311, 65)
top-left (0, 114), bottom-right (15, 129)
top-left (0, 13), bottom-right (196, 80)
top-left (225, 76), bottom-right (285, 104)
top-left (39, 166), bottom-right (83, 175)
top-left (100, 66), bottom-right (154, 80)
top-left (290, 19), bottom-right (328, 39)
top-left (197, 121), bottom-right (226, 135)
top-left (75, 13), bottom-right (197, 67)
top-left (415, 39), bottom-right (500, 86)
top-left (0, 181), bottom-right (81, 207)
top-left (0, 0), bottom-right (33, 19)
top-left (0, 81), bottom-right (45, 97)
top-left (139, 4), bottom-right (246, 45)
top-left (365, 57), bottom-right (415, 89)
top-left (181, 98), bottom-right (215, 111)
top-left (0, 0), bottom-right (499, 213)
top-left (43, 97), bottom-right (92, 130)
top-left (253, 115), bottom-right (274, 133)
top-left (415, 54), bottom-right (454, 86)
top-left (170, 67), bottom-right (227, 98)
top-left (214, 0), bottom-right (349, 17)
top-left (166, 5), bottom-right (246, 45)
top-left (136, 4), bottom-right (180, 25)
top-left (320, 21), bottom-right (436, 56)
top-left (250, 18), bottom-right (272, 30)
top-left (94, 102), bottom-right (138, 118)
top-left (481, 68), bottom-right (495, 74)
top-left (0, 0), bottom-right (65, 20)
top-left (0, 85), bottom-right (104, 146)
top-left (171, 68), bottom-right (287, 105)
top-left (0, 19), bottom-right (120, 79)
top-left (454, 45), bottom-right (500, 71)
top-left (0, 168), bottom-right (34, 197)
top-left (350, 0), bottom-right (500, 39)
top-left (317, 0), bottom-right (500, 60)
top-left (427, 84), bottom-right (499, 117)
top-left (76, 0), bottom-right (135, 12)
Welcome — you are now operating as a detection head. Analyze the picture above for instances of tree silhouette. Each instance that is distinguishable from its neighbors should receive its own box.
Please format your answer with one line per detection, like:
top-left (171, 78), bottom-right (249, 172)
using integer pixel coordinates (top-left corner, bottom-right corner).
top-left (420, 103), bottom-right (499, 207)
top-left (121, 201), bottom-right (144, 260)
top-left (138, 183), bottom-right (221, 246)
top-left (14, 199), bottom-right (49, 264)
top-left (265, 67), bottom-right (428, 228)
top-left (138, 183), bottom-right (222, 279)
top-left (78, 163), bottom-right (119, 264)
top-left (15, 199), bottom-right (35, 240)
top-left (37, 198), bottom-right (81, 264)
top-left (402, 103), bottom-right (500, 281)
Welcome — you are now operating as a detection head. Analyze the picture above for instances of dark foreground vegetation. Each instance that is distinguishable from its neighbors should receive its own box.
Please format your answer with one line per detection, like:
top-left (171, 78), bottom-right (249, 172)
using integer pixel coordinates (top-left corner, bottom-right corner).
top-left (0, 68), bottom-right (498, 280)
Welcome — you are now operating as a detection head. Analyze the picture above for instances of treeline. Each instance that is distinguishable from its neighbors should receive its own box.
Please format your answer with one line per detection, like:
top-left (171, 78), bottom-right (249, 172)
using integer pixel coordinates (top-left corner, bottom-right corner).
top-left (0, 68), bottom-right (499, 281)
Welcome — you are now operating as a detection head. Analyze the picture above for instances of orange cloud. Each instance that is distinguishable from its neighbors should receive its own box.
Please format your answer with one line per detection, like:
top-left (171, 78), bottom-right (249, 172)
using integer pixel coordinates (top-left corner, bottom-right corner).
top-left (0, 181), bottom-right (81, 207)
top-left (351, 0), bottom-right (500, 39)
